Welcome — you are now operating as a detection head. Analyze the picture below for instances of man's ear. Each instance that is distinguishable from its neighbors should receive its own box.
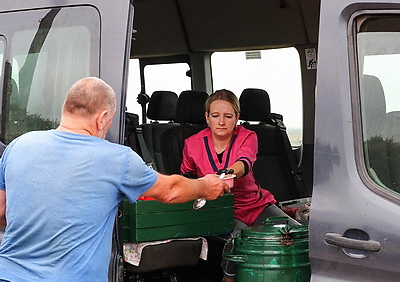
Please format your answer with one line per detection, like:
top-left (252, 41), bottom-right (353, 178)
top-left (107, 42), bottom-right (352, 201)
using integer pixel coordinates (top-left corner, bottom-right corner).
top-left (95, 109), bottom-right (109, 131)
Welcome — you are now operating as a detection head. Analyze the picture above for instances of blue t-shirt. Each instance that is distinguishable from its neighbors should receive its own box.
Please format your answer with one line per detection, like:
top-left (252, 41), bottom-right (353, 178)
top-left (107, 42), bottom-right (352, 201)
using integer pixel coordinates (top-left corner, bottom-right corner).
top-left (0, 130), bottom-right (157, 281)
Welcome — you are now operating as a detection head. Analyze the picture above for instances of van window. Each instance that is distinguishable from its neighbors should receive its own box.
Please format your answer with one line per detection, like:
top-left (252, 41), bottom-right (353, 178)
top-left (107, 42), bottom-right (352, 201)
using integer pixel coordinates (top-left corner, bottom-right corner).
top-left (126, 58), bottom-right (141, 114)
top-left (127, 61), bottom-right (191, 123)
top-left (1, 6), bottom-right (100, 144)
top-left (211, 48), bottom-right (303, 146)
top-left (144, 63), bottom-right (191, 96)
top-left (357, 16), bottom-right (400, 194)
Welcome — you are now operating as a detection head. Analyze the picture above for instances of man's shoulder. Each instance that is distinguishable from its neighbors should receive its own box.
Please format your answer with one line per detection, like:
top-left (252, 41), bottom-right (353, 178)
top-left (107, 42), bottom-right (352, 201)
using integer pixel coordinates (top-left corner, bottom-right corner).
top-left (7, 130), bottom-right (49, 145)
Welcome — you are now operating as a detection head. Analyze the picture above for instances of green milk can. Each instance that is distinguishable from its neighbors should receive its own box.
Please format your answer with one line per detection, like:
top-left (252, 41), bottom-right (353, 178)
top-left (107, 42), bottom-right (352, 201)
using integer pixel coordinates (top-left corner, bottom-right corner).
top-left (224, 217), bottom-right (310, 282)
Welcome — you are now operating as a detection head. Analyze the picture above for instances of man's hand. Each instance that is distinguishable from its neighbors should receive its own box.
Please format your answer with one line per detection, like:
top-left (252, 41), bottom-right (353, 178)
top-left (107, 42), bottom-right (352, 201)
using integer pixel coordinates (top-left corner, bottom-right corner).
top-left (143, 173), bottom-right (231, 204)
top-left (198, 174), bottom-right (230, 200)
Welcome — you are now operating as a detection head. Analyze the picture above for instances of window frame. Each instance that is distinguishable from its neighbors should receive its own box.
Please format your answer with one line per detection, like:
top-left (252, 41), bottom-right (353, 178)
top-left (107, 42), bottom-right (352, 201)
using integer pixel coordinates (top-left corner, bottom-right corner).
top-left (350, 9), bottom-right (400, 204)
top-left (126, 55), bottom-right (191, 124)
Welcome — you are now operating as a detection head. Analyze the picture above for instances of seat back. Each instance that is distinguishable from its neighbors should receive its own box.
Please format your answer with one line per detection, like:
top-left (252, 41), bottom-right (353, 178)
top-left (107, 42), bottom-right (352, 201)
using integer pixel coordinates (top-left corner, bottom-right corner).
top-left (382, 111), bottom-right (400, 143)
top-left (361, 75), bottom-right (387, 140)
top-left (239, 88), bottom-right (302, 202)
top-left (361, 75), bottom-right (394, 189)
top-left (160, 90), bottom-right (209, 175)
top-left (141, 90), bottom-right (179, 173)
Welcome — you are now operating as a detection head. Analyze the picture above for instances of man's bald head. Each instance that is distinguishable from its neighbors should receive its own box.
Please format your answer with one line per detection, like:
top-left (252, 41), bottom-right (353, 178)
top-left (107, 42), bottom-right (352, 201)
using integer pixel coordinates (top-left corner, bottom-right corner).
top-left (62, 77), bottom-right (116, 119)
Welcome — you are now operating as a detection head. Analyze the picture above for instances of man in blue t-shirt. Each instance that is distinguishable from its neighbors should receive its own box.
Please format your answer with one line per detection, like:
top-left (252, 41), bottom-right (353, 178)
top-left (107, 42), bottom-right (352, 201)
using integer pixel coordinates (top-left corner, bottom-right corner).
top-left (0, 77), bottom-right (229, 282)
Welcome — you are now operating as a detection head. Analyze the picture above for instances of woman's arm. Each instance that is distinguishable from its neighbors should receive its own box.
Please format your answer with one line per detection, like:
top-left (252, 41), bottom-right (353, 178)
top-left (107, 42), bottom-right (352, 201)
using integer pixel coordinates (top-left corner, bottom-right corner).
top-left (227, 130), bottom-right (258, 179)
top-left (227, 161), bottom-right (245, 178)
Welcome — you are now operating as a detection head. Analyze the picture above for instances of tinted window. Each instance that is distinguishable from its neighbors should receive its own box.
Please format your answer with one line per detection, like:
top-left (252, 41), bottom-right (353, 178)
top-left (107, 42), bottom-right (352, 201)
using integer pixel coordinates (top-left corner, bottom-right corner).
top-left (0, 6), bottom-right (100, 143)
top-left (357, 16), bottom-right (400, 194)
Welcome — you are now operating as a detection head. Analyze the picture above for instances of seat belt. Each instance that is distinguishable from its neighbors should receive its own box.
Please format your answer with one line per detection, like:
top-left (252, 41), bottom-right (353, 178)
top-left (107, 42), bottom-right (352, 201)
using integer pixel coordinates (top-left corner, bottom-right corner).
top-left (270, 113), bottom-right (306, 198)
top-left (134, 126), bottom-right (157, 171)
top-left (124, 113), bottom-right (139, 153)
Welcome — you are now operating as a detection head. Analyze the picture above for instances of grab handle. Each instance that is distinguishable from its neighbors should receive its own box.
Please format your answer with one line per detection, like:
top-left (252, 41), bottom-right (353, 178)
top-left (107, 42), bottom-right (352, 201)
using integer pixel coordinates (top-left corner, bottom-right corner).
top-left (324, 233), bottom-right (381, 252)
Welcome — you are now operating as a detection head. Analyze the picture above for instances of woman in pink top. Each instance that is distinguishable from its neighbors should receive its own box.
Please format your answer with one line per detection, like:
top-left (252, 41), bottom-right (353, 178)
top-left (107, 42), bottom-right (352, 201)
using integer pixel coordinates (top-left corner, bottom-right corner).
top-left (180, 89), bottom-right (298, 282)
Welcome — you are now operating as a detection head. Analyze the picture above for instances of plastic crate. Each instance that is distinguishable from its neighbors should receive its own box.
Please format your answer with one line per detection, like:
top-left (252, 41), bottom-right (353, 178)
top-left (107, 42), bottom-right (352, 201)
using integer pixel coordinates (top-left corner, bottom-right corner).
top-left (122, 193), bottom-right (234, 243)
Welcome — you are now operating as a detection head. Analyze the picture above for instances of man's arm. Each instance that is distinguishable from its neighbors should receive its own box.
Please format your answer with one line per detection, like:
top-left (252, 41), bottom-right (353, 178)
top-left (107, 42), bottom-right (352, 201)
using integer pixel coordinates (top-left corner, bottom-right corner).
top-left (142, 173), bottom-right (229, 204)
top-left (0, 189), bottom-right (6, 226)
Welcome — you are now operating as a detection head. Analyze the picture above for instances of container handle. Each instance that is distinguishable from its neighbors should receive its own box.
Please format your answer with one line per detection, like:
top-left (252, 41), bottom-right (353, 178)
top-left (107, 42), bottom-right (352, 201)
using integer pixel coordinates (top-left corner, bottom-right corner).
top-left (223, 252), bottom-right (247, 263)
top-left (263, 216), bottom-right (289, 225)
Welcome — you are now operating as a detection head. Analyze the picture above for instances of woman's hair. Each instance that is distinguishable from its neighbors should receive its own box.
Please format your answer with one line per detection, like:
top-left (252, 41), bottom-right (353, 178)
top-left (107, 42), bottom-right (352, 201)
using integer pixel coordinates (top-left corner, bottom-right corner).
top-left (205, 89), bottom-right (240, 115)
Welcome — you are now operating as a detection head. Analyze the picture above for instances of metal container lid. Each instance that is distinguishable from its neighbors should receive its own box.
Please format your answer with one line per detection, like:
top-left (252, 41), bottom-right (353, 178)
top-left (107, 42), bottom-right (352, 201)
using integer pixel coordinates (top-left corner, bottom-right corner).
top-left (240, 217), bottom-right (309, 241)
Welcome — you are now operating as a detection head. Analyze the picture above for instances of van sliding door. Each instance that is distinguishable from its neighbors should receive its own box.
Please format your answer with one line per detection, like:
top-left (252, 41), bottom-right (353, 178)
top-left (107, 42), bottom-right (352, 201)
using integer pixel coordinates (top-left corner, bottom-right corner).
top-left (0, 7), bottom-right (101, 143)
top-left (0, 1), bottom-right (133, 281)
top-left (0, 1), bottom-right (132, 144)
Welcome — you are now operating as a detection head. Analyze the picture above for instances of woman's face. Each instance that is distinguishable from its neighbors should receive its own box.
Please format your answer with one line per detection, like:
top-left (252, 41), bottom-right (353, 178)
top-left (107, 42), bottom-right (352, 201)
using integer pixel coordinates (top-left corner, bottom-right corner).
top-left (206, 99), bottom-right (239, 138)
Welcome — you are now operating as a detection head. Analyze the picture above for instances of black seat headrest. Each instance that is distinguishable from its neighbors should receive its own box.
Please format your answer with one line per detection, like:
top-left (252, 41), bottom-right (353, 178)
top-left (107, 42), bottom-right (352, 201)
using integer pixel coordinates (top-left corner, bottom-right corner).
top-left (146, 91), bottom-right (178, 121)
top-left (175, 90), bottom-right (208, 124)
top-left (239, 88), bottom-right (271, 122)
top-left (361, 75), bottom-right (386, 138)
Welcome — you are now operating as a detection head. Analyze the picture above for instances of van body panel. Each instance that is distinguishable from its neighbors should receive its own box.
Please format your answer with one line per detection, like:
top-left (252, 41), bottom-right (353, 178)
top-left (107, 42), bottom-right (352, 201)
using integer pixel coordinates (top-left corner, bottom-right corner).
top-left (0, 1), bottom-right (132, 281)
top-left (310, 0), bottom-right (400, 280)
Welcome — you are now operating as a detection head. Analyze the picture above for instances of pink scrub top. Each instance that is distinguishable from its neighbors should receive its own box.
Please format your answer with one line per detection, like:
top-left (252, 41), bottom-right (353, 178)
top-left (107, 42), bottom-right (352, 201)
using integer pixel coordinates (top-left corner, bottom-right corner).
top-left (181, 125), bottom-right (276, 225)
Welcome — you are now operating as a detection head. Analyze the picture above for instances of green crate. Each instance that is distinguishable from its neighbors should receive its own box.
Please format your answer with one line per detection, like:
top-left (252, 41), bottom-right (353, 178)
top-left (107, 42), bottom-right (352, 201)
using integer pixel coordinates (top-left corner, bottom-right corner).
top-left (122, 194), bottom-right (234, 243)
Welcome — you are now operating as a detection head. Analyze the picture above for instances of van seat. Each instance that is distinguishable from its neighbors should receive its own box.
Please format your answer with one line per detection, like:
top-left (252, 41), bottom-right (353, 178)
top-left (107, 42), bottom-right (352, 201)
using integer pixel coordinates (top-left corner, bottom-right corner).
top-left (160, 90), bottom-right (209, 175)
top-left (361, 75), bottom-right (396, 190)
top-left (239, 88), bottom-right (304, 202)
top-left (146, 90), bottom-right (178, 122)
top-left (362, 75), bottom-right (387, 139)
top-left (141, 91), bottom-right (179, 173)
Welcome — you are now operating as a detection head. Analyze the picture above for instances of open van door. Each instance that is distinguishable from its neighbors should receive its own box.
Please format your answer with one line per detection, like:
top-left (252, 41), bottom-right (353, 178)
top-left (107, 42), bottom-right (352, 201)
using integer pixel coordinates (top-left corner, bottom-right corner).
top-left (0, 1), bottom-right (133, 281)
top-left (310, 0), bottom-right (400, 280)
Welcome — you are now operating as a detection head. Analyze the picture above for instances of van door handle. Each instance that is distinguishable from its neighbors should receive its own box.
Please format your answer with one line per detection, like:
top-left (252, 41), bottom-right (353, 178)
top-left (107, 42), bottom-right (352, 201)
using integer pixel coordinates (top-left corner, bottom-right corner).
top-left (324, 232), bottom-right (381, 252)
